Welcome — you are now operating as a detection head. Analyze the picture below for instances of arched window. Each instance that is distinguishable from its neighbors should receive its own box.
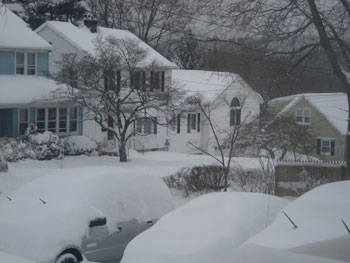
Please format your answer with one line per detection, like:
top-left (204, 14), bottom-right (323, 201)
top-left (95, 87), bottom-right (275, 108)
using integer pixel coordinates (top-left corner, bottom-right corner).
top-left (230, 97), bottom-right (241, 126)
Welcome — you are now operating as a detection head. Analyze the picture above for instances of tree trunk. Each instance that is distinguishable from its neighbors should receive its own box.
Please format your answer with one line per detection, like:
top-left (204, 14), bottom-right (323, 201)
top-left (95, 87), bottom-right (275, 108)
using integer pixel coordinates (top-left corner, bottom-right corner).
top-left (119, 142), bottom-right (127, 162)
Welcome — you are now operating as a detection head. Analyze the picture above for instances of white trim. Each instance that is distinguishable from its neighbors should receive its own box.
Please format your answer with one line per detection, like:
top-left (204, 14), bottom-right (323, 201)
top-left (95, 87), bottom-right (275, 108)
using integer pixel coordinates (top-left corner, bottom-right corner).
top-left (295, 107), bottom-right (311, 125)
top-left (15, 51), bottom-right (37, 76)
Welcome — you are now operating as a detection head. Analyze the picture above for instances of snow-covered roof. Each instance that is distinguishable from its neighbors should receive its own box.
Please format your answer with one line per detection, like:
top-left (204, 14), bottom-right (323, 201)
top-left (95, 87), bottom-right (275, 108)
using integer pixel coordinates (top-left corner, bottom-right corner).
top-left (0, 75), bottom-right (61, 107)
top-left (172, 70), bottom-right (263, 103)
top-left (35, 21), bottom-right (177, 69)
top-left (0, 7), bottom-right (52, 50)
top-left (270, 93), bottom-right (348, 135)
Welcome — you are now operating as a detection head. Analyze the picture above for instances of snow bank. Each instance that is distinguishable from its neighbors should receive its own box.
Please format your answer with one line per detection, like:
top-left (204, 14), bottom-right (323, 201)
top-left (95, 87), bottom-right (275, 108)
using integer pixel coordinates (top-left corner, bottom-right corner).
top-left (0, 167), bottom-right (173, 262)
top-left (64, 135), bottom-right (97, 155)
top-left (241, 181), bottom-right (350, 262)
top-left (0, 150), bottom-right (8, 172)
top-left (121, 192), bottom-right (289, 263)
top-left (0, 251), bottom-right (37, 263)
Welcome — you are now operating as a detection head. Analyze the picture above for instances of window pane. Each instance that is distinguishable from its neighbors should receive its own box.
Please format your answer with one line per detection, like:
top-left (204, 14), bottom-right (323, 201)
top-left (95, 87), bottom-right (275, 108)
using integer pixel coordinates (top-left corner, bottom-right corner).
top-left (304, 109), bottom-right (311, 117)
top-left (144, 118), bottom-right (151, 134)
top-left (296, 109), bottom-right (303, 116)
top-left (27, 53), bottom-right (35, 66)
top-left (70, 120), bottom-right (77, 132)
top-left (37, 108), bottom-right (45, 121)
top-left (48, 108), bottom-right (56, 120)
top-left (69, 107), bottom-right (77, 120)
top-left (19, 109), bottom-right (28, 122)
top-left (16, 52), bottom-right (24, 64)
top-left (191, 114), bottom-right (196, 130)
top-left (59, 108), bottom-right (67, 132)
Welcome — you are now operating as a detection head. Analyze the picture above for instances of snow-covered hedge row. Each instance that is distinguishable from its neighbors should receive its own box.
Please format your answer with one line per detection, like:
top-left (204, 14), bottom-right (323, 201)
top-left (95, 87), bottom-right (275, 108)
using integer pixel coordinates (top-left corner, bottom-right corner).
top-left (164, 165), bottom-right (275, 196)
top-left (1, 134), bottom-right (97, 162)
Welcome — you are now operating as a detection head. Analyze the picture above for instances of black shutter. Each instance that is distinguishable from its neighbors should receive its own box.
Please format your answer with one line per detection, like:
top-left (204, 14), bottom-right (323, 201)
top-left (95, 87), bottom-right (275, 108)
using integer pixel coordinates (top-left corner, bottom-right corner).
top-left (104, 72), bottom-right (108, 92)
top-left (116, 71), bottom-right (121, 92)
top-left (330, 139), bottom-right (335, 156)
top-left (236, 109), bottom-right (241, 125)
top-left (177, 114), bottom-right (181, 134)
top-left (230, 109), bottom-right (234, 126)
top-left (130, 71), bottom-right (134, 89)
top-left (197, 113), bottom-right (200, 132)
top-left (161, 71), bottom-right (165, 92)
top-left (142, 71), bottom-right (146, 91)
top-left (187, 113), bottom-right (191, 133)
top-left (150, 71), bottom-right (154, 92)
top-left (316, 138), bottom-right (321, 154)
top-left (153, 117), bottom-right (157, 134)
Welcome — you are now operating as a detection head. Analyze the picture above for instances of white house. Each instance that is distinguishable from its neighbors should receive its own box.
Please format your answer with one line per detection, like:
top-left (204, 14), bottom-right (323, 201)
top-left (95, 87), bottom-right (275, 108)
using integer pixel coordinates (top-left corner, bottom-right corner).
top-left (35, 18), bottom-right (178, 149)
top-left (167, 70), bottom-right (263, 155)
top-left (0, 7), bottom-right (82, 139)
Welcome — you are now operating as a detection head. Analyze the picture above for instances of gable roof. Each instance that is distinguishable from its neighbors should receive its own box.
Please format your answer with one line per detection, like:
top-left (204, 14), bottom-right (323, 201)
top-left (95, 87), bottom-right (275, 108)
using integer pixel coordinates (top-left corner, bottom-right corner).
top-left (0, 6), bottom-right (52, 50)
top-left (35, 21), bottom-right (178, 69)
top-left (270, 93), bottom-right (348, 135)
top-left (172, 69), bottom-right (263, 103)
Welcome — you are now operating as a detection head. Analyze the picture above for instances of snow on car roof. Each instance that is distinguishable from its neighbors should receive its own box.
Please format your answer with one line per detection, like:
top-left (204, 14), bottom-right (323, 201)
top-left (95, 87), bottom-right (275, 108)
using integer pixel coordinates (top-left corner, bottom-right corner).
top-left (121, 192), bottom-right (288, 263)
top-left (270, 93), bottom-right (348, 135)
top-left (0, 167), bottom-right (173, 262)
top-left (0, 6), bottom-right (52, 50)
top-left (0, 75), bottom-right (61, 107)
top-left (35, 21), bottom-right (178, 69)
top-left (243, 181), bottom-right (350, 261)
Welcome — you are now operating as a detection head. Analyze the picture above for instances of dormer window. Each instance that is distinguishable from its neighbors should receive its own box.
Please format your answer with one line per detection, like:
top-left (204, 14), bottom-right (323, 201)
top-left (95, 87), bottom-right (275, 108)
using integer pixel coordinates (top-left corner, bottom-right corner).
top-left (296, 107), bottom-right (311, 124)
top-left (15, 52), bottom-right (36, 75)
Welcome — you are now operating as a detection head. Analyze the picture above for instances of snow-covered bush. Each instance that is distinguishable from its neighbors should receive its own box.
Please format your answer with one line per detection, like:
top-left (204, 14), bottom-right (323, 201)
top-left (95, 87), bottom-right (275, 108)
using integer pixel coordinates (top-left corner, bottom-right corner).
top-left (2, 132), bottom-right (64, 162)
top-left (97, 141), bottom-right (119, 156)
top-left (164, 164), bottom-right (275, 197)
top-left (64, 136), bottom-right (97, 156)
top-left (0, 150), bottom-right (8, 172)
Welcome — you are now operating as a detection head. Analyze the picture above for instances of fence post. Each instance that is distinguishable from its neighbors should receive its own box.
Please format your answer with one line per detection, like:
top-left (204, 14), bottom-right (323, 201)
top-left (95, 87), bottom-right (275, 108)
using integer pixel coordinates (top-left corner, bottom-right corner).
top-left (274, 164), bottom-right (279, 196)
top-left (341, 165), bottom-right (346, 180)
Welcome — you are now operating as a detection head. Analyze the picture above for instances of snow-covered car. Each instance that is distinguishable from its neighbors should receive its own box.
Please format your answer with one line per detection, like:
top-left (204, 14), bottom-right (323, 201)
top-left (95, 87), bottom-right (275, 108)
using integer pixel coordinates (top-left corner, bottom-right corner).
top-left (233, 181), bottom-right (350, 262)
top-left (0, 167), bottom-right (174, 263)
top-left (0, 251), bottom-right (38, 263)
top-left (121, 192), bottom-right (289, 263)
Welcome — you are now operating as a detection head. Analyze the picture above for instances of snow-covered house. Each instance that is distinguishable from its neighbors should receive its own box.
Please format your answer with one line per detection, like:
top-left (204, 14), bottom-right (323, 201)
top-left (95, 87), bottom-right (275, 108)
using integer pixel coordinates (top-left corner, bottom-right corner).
top-left (167, 70), bottom-right (263, 154)
top-left (35, 19), bottom-right (178, 149)
top-left (0, 7), bottom-right (82, 138)
top-left (268, 93), bottom-right (348, 161)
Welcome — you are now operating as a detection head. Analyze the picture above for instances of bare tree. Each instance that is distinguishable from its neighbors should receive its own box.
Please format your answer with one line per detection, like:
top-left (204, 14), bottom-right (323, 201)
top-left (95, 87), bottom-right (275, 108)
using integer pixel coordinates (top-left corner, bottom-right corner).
top-left (53, 36), bottom-right (181, 162)
top-left (210, 0), bottom-right (350, 177)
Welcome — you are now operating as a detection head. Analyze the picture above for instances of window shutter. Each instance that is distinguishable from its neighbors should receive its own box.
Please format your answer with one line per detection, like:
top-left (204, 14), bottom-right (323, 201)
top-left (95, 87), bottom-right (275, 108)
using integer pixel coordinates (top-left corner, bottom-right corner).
top-left (236, 109), bottom-right (241, 125)
top-left (177, 114), bottom-right (181, 134)
top-left (330, 139), bottom-right (335, 156)
top-left (230, 109), bottom-right (234, 126)
top-left (116, 71), bottom-right (121, 92)
top-left (153, 117), bottom-right (157, 134)
top-left (142, 71), bottom-right (146, 91)
top-left (187, 113), bottom-right (191, 133)
top-left (150, 71), bottom-right (154, 92)
top-left (161, 71), bottom-right (165, 91)
top-left (316, 138), bottom-right (321, 154)
top-left (130, 71), bottom-right (134, 89)
top-left (197, 113), bottom-right (200, 132)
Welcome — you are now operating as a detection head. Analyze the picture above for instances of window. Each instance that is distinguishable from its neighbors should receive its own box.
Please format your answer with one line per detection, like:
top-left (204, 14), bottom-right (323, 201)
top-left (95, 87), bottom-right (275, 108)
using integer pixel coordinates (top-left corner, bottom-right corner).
top-left (16, 52), bottom-right (36, 75)
top-left (69, 107), bottom-right (78, 132)
top-left (150, 71), bottom-right (165, 91)
top-left (19, 109), bottom-right (28, 136)
top-left (59, 108), bottom-right (67, 132)
top-left (27, 53), bottom-right (36, 75)
top-left (48, 108), bottom-right (57, 132)
top-left (130, 71), bottom-right (145, 90)
top-left (135, 117), bottom-right (157, 135)
top-left (187, 113), bottom-right (200, 133)
top-left (230, 97), bottom-right (241, 126)
top-left (36, 108), bottom-right (46, 132)
top-left (296, 107), bottom-right (311, 124)
top-left (104, 71), bottom-right (120, 92)
top-left (317, 138), bottom-right (335, 156)
top-left (16, 52), bottom-right (25, 75)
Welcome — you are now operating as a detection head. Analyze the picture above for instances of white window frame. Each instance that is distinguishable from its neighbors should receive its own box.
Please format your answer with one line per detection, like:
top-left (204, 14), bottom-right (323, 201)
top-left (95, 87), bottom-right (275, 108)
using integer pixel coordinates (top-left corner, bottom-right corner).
top-left (15, 51), bottom-right (36, 76)
top-left (35, 106), bottom-right (78, 135)
top-left (319, 137), bottom-right (332, 155)
top-left (296, 107), bottom-right (311, 125)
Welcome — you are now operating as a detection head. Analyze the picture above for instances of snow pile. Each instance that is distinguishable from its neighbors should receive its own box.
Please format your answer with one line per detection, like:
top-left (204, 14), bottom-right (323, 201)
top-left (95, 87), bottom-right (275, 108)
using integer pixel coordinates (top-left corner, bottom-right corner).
top-left (238, 181), bottom-right (350, 262)
top-left (121, 192), bottom-right (289, 263)
top-left (0, 167), bottom-right (173, 262)
top-left (0, 150), bottom-right (8, 172)
top-left (0, 251), bottom-right (37, 263)
top-left (64, 135), bottom-right (97, 155)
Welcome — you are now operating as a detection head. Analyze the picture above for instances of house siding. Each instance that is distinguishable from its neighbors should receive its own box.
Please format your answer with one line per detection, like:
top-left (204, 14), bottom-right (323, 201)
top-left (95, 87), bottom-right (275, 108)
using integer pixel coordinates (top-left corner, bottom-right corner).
top-left (37, 52), bottom-right (49, 76)
top-left (271, 98), bottom-right (345, 161)
top-left (0, 51), bottom-right (15, 75)
top-left (0, 108), bottom-right (18, 137)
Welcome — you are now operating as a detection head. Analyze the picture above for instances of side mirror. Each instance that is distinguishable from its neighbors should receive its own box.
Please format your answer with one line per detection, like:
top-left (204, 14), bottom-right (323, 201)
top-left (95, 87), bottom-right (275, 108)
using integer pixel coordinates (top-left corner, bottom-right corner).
top-left (89, 217), bottom-right (107, 228)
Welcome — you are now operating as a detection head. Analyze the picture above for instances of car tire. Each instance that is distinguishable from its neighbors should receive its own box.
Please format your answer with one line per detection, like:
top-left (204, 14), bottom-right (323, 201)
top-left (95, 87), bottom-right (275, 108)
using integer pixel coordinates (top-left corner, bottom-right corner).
top-left (55, 253), bottom-right (79, 263)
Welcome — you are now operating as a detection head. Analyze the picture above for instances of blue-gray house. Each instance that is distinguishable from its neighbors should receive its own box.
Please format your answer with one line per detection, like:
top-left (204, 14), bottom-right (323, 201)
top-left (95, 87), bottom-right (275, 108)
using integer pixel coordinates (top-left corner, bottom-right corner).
top-left (0, 7), bottom-right (82, 138)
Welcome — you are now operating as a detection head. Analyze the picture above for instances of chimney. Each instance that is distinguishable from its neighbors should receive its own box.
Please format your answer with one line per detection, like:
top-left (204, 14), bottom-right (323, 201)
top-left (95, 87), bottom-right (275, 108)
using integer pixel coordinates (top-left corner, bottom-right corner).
top-left (83, 14), bottom-right (98, 33)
